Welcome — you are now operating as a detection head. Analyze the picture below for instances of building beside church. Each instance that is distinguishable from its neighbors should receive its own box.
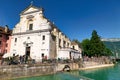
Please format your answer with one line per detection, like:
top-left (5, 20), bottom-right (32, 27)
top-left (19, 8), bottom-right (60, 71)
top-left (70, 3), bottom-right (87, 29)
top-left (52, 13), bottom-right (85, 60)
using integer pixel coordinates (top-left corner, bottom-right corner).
top-left (10, 5), bottom-right (82, 62)
top-left (0, 26), bottom-right (11, 59)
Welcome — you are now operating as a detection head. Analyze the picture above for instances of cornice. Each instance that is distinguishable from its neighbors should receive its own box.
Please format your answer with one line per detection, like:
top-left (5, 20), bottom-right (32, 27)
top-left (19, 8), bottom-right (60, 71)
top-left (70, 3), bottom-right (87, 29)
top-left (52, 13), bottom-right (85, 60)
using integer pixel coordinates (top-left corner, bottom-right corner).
top-left (12, 29), bottom-right (51, 35)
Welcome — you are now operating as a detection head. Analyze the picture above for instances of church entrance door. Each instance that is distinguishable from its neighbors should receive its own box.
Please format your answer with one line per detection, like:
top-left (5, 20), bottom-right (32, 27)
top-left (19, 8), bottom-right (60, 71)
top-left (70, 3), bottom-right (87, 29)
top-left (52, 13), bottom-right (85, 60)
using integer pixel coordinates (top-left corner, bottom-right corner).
top-left (26, 47), bottom-right (30, 56)
top-left (25, 46), bottom-right (31, 63)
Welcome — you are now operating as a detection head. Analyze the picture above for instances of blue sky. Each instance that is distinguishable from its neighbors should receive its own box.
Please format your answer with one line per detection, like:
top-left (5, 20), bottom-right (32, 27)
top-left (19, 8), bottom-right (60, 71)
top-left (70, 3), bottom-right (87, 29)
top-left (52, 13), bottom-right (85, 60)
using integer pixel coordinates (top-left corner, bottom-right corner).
top-left (0, 0), bottom-right (120, 41)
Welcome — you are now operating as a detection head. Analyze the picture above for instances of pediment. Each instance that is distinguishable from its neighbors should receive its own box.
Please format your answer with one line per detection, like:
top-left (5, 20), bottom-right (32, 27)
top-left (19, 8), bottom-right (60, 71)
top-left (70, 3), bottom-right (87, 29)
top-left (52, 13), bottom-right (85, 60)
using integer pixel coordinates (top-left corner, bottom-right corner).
top-left (21, 5), bottom-right (42, 15)
top-left (24, 7), bottom-right (39, 13)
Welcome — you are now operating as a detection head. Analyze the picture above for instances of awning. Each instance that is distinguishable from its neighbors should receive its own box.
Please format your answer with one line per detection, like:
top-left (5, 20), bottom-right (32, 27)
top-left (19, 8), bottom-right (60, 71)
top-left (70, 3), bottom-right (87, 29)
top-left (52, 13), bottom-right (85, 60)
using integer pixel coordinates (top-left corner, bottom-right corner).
top-left (3, 53), bottom-right (12, 58)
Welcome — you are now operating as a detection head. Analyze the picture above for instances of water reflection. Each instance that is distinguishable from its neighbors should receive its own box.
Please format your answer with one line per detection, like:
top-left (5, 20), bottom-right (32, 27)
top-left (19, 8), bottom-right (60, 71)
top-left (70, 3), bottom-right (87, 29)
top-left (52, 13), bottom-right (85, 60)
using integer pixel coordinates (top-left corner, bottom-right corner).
top-left (16, 73), bottom-right (79, 80)
top-left (79, 63), bottom-right (120, 80)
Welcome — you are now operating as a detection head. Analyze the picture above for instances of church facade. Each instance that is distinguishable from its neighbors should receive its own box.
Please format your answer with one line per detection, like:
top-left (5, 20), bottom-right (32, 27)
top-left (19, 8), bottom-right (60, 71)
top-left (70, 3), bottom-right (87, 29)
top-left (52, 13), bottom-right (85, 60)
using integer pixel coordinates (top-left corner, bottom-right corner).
top-left (10, 5), bottom-right (82, 62)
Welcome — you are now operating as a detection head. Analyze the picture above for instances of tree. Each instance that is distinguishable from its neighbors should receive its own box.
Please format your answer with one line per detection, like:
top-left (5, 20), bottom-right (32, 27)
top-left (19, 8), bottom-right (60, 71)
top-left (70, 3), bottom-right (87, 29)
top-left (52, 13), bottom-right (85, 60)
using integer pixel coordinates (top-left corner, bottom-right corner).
top-left (104, 48), bottom-right (112, 56)
top-left (90, 30), bottom-right (106, 56)
top-left (81, 30), bottom-right (112, 57)
top-left (81, 39), bottom-right (91, 56)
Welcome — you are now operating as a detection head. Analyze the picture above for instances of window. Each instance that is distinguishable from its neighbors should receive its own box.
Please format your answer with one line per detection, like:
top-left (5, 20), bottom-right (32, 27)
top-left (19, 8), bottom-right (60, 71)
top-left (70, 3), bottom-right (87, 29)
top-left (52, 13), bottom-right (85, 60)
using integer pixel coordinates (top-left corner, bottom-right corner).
top-left (67, 43), bottom-right (69, 47)
top-left (73, 46), bottom-right (75, 49)
top-left (27, 37), bottom-right (30, 39)
top-left (6, 36), bottom-right (9, 40)
top-left (59, 39), bottom-right (61, 47)
top-left (41, 53), bottom-right (44, 57)
top-left (29, 24), bottom-right (33, 30)
top-left (52, 35), bottom-right (56, 41)
top-left (15, 38), bottom-right (17, 42)
top-left (6, 43), bottom-right (8, 47)
top-left (42, 35), bottom-right (45, 40)
top-left (4, 50), bottom-right (7, 53)
top-left (0, 35), bottom-right (2, 38)
top-left (63, 41), bottom-right (66, 48)
top-left (0, 41), bottom-right (2, 45)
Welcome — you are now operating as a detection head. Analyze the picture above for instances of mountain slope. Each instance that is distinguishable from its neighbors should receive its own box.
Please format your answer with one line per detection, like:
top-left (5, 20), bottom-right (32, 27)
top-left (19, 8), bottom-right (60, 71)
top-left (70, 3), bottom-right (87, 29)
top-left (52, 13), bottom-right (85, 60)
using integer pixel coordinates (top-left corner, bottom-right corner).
top-left (103, 41), bottom-right (120, 58)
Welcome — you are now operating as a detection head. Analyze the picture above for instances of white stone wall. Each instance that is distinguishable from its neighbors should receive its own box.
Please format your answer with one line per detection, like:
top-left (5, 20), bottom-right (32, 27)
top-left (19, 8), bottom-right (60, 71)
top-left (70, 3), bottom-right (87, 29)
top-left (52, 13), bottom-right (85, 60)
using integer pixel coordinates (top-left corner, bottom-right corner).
top-left (10, 32), bottom-right (51, 61)
top-left (10, 6), bottom-right (53, 62)
top-left (13, 7), bottom-right (51, 33)
top-left (58, 49), bottom-right (81, 59)
top-left (58, 50), bottom-right (70, 59)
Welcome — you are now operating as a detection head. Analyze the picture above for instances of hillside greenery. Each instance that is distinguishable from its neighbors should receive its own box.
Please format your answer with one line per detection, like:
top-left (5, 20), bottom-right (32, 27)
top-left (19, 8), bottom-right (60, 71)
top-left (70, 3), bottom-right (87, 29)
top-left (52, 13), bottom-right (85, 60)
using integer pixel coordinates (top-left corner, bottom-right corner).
top-left (103, 41), bottom-right (120, 58)
top-left (74, 30), bottom-right (112, 57)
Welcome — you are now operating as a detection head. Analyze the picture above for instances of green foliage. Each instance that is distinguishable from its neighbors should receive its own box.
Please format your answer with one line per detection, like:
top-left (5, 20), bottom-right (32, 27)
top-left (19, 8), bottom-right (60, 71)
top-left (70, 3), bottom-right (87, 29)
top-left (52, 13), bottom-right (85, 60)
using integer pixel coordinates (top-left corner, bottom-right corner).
top-left (81, 39), bottom-right (91, 56)
top-left (81, 30), bottom-right (112, 57)
top-left (103, 41), bottom-right (120, 57)
top-left (90, 30), bottom-right (106, 56)
top-left (104, 48), bottom-right (113, 56)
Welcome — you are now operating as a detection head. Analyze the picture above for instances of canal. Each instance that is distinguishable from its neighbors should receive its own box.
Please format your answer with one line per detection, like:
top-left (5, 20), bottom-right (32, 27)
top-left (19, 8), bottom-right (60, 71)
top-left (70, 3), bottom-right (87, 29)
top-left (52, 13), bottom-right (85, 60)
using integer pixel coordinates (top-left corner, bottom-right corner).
top-left (15, 63), bottom-right (120, 80)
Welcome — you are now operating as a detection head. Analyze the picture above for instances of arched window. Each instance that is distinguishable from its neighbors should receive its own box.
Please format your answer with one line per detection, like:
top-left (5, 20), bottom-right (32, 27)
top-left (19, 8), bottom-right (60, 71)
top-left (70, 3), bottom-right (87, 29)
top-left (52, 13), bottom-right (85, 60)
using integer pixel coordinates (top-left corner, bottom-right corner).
top-left (42, 35), bottom-right (45, 40)
top-left (41, 53), bottom-right (44, 58)
top-left (27, 20), bottom-right (33, 30)
top-left (29, 24), bottom-right (33, 30)
top-left (15, 38), bottom-right (17, 42)
top-left (73, 46), bottom-right (75, 49)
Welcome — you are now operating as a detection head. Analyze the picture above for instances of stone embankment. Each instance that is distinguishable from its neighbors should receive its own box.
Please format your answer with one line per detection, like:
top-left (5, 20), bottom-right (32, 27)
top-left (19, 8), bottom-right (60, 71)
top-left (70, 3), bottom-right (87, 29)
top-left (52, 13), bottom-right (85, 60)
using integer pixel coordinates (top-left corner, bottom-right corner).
top-left (79, 61), bottom-right (114, 70)
top-left (0, 64), bottom-right (56, 80)
top-left (0, 62), bottom-right (81, 79)
top-left (56, 62), bottom-right (114, 71)
top-left (0, 62), bottom-right (114, 80)
top-left (56, 63), bottom-right (79, 71)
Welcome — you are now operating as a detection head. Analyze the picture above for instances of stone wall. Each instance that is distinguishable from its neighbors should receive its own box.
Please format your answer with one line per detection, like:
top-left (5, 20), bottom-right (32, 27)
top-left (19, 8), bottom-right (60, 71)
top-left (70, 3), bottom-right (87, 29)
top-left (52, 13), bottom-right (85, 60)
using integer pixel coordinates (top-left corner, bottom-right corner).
top-left (0, 63), bottom-right (81, 79)
top-left (56, 63), bottom-right (80, 71)
top-left (0, 64), bottom-right (56, 80)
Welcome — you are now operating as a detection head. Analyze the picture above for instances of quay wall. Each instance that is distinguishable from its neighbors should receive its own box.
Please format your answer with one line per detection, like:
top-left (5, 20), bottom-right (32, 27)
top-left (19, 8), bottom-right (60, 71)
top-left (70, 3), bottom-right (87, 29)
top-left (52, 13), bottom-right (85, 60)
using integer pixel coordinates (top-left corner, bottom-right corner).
top-left (0, 62), bottom-right (114, 80)
top-left (0, 64), bottom-right (56, 80)
top-left (0, 63), bottom-right (80, 79)
top-left (56, 63), bottom-right (80, 71)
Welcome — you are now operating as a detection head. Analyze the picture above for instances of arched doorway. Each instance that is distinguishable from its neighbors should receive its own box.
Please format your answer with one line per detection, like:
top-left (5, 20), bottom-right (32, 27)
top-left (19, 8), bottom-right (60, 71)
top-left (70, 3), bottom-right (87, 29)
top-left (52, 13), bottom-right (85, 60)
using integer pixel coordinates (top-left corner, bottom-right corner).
top-left (26, 46), bottom-right (30, 56)
top-left (25, 46), bottom-right (31, 63)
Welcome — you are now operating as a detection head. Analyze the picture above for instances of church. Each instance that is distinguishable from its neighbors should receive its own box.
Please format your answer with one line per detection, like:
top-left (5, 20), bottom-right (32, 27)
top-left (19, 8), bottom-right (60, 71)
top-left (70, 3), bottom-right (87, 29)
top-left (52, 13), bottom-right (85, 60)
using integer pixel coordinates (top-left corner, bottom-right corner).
top-left (10, 4), bottom-right (82, 62)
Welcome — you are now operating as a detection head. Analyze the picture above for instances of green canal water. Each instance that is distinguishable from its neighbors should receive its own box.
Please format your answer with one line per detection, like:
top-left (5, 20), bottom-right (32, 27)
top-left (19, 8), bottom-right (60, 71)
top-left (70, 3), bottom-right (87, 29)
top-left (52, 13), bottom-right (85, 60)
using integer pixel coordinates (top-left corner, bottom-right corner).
top-left (15, 63), bottom-right (120, 80)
